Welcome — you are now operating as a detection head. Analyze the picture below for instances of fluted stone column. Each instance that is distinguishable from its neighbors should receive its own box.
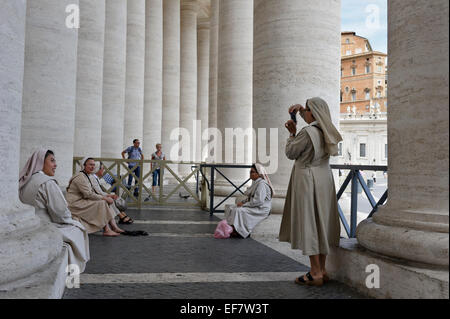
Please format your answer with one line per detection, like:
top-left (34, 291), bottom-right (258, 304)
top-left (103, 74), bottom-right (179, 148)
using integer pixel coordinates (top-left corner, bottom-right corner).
top-left (215, 0), bottom-right (253, 193)
top-left (162, 0), bottom-right (181, 164)
top-left (20, 0), bottom-right (80, 185)
top-left (179, 0), bottom-right (199, 175)
top-left (253, 0), bottom-right (341, 212)
top-left (143, 0), bottom-right (163, 159)
top-left (0, 0), bottom-right (63, 294)
top-left (124, 0), bottom-right (146, 148)
top-left (357, 0), bottom-right (449, 266)
top-left (208, 0), bottom-right (219, 132)
top-left (197, 18), bottom-right (210, 161)
top-left (101, 0), bottom-right (127, 158)
top-left (74, 0), bottom-right (105, 157)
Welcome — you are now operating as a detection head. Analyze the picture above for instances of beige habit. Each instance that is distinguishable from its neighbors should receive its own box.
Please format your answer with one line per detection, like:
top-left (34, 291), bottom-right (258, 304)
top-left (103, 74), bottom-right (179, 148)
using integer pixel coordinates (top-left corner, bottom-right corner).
top-left (66, 171), bottom-right (116, 234)
top-left (279, 97), bottom-right (342, 256)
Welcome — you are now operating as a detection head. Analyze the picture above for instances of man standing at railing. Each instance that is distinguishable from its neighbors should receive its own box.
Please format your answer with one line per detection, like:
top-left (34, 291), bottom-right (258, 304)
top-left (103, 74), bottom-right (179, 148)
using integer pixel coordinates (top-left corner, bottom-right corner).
top-left (121, 139), bottom-right (144, 197)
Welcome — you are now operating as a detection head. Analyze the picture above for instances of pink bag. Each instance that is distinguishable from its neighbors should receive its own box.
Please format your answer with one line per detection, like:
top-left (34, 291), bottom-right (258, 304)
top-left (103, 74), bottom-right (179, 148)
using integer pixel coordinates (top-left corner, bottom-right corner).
top-left (214, 220), bottom-right (233, 239)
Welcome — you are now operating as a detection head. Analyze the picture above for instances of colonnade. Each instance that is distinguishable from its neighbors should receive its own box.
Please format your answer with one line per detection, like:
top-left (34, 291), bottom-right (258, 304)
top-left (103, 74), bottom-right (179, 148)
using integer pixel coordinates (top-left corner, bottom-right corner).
top-left (0, 0), bottom-right (448, 298)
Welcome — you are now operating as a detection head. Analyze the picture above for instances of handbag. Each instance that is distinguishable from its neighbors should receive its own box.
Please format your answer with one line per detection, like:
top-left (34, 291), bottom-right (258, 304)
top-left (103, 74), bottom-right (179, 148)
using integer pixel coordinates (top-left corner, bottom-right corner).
top-left (214, 220), bottom-right (233, 239)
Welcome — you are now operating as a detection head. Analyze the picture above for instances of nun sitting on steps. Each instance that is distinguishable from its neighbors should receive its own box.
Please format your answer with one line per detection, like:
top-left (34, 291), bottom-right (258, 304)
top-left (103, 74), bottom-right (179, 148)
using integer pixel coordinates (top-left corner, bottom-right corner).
top-left (224, 164), bottom-right (274, 239)
top-left (19, 148), bottom-right (90, 273)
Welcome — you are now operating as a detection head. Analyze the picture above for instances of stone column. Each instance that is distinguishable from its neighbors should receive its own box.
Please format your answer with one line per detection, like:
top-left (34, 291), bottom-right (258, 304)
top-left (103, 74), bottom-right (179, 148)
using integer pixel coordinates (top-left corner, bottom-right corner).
top-left (179, 0), bottom-right (199, 175)
top-left (208, 0), bottom-right (219, 132)
top-left (162, 0), bottom-right (181, 164)
top-left (74, 0), bottom-right (105, 157)
top-left (124, 0), bottom-right (146, 148)
top-left (0, 0), bottom-right (63, 295)
top-left (215, 0), bottom-right (253, 193)
top-left (20, 0), bottom-right (80, 186)
top-left (253, 0), bottom-right (341, 212)
top-left (197, 18), bottom-right (210, 161)
top-left (143, 0), bottom-right (163, 159)
top-left (356, 0), bottom-right (449, 266)
top-left (101, 0), bottom-right (127, 158)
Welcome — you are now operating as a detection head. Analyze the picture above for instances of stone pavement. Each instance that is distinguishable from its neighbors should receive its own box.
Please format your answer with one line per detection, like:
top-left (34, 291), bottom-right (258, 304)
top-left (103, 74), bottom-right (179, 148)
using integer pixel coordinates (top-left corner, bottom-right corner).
top-left (63, 207), bottom-right (367, 299)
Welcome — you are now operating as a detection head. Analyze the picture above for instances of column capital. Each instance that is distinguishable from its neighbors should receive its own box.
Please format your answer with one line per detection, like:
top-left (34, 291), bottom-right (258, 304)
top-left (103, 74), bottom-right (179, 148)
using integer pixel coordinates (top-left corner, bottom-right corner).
top-left (181, 0), bottom-right (199, 13)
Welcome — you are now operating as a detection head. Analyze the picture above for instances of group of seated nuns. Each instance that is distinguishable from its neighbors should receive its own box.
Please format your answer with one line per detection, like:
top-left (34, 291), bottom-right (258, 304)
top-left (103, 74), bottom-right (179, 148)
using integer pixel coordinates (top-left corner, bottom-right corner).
top-left (18, 150), bottom-right (135, 273)
top-left (17, 149), bottom-right (273, 275)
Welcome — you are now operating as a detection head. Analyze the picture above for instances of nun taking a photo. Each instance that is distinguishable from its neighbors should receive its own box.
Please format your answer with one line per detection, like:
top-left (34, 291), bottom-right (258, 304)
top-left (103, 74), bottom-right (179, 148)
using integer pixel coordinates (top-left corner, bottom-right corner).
top-left (279, 97), bottom-right (343, 287)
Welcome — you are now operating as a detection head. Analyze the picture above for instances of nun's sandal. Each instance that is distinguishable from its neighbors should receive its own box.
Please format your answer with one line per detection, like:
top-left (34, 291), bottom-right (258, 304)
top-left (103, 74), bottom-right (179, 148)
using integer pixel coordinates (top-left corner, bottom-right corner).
top-left (295, 272), bottom-right (323, 286)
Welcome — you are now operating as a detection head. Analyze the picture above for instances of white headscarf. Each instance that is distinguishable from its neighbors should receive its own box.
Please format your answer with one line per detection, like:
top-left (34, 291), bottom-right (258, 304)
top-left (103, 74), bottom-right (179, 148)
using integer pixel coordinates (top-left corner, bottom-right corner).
top-left (306, 97), bottom-right (343, 156)
top-left (79, 157), bottom-right (92, 172)
top-left (254, 163), bottom-right (275, 196)
top-left (19, 148), bottom-right (49, 190)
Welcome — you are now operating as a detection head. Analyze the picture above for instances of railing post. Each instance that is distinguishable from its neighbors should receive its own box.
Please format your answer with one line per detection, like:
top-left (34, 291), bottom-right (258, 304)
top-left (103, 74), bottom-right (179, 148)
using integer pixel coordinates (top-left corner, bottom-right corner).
top-left (159, 161), bottom-right (164, 205)
top-left (138, 159), bottom-right (143, 209)
top-left (210, 166), bottom-right (215, 216)
top-left (350, 169), bottom-right (359, 238)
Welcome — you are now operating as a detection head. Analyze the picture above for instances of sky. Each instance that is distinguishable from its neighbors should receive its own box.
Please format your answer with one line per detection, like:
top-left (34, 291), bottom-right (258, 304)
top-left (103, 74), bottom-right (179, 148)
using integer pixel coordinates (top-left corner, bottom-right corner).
top-left (341, 0), bottom-right (388, 54)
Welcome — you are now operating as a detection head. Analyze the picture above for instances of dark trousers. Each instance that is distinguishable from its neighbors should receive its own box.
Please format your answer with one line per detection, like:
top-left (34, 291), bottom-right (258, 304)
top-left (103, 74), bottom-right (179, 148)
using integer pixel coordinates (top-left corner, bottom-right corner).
top-left (127, 164), bottom-right (141, 194)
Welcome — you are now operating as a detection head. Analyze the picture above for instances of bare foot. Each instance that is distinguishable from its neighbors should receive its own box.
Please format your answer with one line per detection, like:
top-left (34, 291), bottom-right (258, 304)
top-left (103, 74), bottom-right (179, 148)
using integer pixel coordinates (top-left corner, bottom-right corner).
top-left (112, 227), bottom-right (125, 233)
top-left (103, 230), bottom-right (120, 237)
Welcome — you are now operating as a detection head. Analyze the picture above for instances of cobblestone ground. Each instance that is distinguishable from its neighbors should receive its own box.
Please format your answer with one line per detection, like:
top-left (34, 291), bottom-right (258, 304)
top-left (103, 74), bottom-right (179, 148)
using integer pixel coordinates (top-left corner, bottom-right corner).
top-left (63, 208), bottom-right (367, 299)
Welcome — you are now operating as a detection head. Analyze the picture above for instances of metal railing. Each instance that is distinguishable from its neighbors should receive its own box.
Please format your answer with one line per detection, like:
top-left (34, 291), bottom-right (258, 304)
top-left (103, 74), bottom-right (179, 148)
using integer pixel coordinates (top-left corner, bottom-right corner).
top-left (199, 163), bottom-right (388, 238)
top-left (199, 164), bottom-right (253, 216)
top-left (331, 165), bottom-right (388, 238)
top-left (73, 157), bottom-right (206, 209)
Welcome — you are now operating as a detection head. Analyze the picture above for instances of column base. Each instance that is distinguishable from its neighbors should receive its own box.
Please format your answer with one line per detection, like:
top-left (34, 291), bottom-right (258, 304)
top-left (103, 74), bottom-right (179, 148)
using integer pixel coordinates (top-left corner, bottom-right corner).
top-left (356, 217), bottom-right (449, 266)
top-left (0, 246), bottom-right (69, 299)
top-left (327, 238), bottom-right (449, 299)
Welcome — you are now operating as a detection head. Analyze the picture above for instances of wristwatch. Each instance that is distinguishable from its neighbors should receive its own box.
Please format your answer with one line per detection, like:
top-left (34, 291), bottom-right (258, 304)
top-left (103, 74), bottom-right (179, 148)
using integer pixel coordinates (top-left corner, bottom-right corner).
top-left (290, 133), bottom-right (295, 137)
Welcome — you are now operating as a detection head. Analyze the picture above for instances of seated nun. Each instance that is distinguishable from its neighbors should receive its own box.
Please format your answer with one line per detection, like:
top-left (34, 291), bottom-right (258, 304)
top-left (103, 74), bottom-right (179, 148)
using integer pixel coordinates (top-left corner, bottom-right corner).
top-left (19, 149), bottom-right (90, 272)
top-left (92, 161), bottom-right (134, 224)
top-left (66, 157), bottom-right (125, 237)
top-left (224, 164), bottom-right (274, 238)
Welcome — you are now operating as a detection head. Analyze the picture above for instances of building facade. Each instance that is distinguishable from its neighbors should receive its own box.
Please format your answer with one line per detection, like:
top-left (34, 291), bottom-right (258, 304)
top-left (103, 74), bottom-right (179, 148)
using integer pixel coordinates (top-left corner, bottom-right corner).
top-left (341, 32), bottom-right (387, 115)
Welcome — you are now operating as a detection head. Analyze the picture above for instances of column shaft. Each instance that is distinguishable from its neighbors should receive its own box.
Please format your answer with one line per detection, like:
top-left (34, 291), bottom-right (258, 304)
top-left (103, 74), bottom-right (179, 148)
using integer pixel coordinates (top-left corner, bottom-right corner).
top-left (1, 0), bottom-right (64, 291)
top-left (20, 0), bottom-right (79, 185)
top-left (124, 0), bottom-right (146, 148)
top-left (357, 0), bottom-right (449, 266)
top-left (197, 19), bottom-right (210, 161)
top-left (101, 0), bottom-right (127, 158)
top-left (162, 0), bottom-right (181, 161)
top-left (143, 0), bottom-right (163, 159)
top-left (74, 0), bottom-right (105, 157)
top-left (208, 0), bottom-right (219, 132)
top-left (179, 0), bottom-right (199, 168)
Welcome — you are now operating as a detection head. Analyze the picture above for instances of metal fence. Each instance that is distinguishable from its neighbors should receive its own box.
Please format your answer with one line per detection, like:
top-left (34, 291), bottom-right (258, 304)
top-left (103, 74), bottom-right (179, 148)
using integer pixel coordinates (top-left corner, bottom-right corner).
top-left (72, 158), bottom-right (388, 238)
top-left (73, 157), bottom-right (206, 209)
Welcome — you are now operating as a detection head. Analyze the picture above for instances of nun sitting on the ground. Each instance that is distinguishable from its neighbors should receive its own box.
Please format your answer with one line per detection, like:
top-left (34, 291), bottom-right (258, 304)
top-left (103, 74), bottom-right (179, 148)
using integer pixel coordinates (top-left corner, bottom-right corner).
top-left (19, 148), bottom-right (90, 272)
top-left (224, 164), bottom-right (274, 238)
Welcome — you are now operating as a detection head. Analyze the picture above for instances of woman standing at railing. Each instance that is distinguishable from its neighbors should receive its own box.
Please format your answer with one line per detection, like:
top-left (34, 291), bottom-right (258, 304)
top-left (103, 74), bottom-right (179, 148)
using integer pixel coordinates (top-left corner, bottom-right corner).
top-left (279, 97), bottom-right (343, 287)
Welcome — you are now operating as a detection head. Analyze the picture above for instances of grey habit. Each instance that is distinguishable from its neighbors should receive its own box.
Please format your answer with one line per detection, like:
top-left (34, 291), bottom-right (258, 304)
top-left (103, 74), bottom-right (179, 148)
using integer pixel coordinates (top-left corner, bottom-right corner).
top-left (20, 171), bottom-right (90, 272)
top-left (224, 178), bottom-right (272, 238)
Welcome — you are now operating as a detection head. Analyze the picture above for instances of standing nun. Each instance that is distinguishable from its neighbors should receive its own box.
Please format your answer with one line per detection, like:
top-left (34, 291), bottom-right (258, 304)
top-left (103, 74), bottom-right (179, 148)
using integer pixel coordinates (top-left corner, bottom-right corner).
top-left (224, 163), bottom-right (274, 238)
top-left (279, 97), bottom-right (343, 286)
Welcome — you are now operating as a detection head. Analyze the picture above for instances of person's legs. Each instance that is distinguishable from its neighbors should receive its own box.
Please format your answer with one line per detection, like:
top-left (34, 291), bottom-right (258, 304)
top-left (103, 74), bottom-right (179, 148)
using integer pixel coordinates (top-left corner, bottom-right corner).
top-left (133, 165), bottom-right (141, 196)
top-left (127, 164), bottom-right (133, 187)
top-left (109, 217), bottom-right (125, 233)
top-left (103, 224), bottom-right (120, 237)
top-left (319, 254), bottom-right (327, 277)
top-left (309, 255), bottom-right (323, 279)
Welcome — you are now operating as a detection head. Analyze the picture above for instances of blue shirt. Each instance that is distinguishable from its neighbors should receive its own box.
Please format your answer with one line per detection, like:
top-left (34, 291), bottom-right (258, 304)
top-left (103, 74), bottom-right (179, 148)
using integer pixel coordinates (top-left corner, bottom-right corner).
top-left (125, 146), bottom-right (142, 166)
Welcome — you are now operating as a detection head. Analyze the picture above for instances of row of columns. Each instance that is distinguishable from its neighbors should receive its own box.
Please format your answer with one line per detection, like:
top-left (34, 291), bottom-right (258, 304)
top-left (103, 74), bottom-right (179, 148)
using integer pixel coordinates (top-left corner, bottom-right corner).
top-left (0, 0), bottom-right (447, 294)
